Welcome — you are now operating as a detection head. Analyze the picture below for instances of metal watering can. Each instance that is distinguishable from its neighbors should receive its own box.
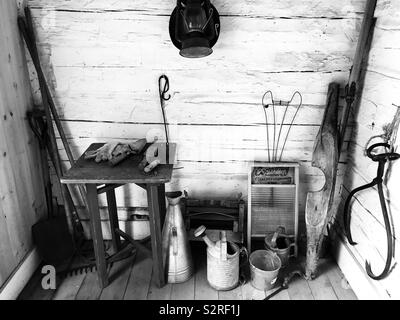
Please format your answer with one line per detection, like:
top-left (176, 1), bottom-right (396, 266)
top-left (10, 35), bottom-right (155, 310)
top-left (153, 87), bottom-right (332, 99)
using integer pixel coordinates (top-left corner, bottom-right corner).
top-left (194, 225), bottom-right (248, 291)
top-left (264, 226), bottom-right (295, 267)
top-left (162, 191), bottom-right (194, 283)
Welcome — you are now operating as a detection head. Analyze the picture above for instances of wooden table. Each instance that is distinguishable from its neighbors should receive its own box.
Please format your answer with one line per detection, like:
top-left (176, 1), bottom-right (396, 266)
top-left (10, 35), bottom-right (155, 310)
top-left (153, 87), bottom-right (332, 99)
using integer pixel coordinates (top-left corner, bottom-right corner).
top-left (61, 143), bottom-right (173, 289)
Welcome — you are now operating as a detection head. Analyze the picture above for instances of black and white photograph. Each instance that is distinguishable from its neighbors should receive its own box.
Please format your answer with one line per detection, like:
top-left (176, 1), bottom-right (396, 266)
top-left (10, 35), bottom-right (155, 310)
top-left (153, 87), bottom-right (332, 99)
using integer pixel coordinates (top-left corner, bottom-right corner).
top-left (0, 0), bottom-right (399, 306)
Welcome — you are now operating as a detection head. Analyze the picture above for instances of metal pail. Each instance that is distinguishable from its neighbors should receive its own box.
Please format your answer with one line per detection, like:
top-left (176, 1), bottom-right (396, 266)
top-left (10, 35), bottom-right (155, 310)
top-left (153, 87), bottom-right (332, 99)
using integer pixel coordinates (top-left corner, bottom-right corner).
top-left (249, 250), bottom-right (281, 291)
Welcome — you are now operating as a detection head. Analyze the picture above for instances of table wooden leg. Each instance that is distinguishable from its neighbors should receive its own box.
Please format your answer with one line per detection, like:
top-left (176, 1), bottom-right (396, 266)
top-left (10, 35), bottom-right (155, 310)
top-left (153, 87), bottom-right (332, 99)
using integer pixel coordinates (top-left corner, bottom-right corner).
top-left (106, 188), bottom-right (121, 253)
top-left (146, 183), bottom-right (167, 288)
top-left (86, 184), bottom-right (109, 288)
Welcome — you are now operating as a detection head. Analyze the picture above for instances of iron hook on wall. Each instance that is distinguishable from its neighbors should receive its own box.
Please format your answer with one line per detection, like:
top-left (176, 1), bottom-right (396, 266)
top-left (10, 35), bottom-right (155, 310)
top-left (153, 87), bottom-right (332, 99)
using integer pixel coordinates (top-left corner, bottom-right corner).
top-left (158, 75), bottom-right (171, 164)
top-left (159, 75), bottom-right (171, 102)
top-left (344, 142), bottom-right (400, 280)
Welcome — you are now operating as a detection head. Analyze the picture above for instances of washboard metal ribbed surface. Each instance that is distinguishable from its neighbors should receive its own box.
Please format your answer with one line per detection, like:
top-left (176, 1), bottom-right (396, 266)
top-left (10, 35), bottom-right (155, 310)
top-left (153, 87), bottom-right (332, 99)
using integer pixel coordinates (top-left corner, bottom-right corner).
top-left (247, 163), bottom-right (299, 254)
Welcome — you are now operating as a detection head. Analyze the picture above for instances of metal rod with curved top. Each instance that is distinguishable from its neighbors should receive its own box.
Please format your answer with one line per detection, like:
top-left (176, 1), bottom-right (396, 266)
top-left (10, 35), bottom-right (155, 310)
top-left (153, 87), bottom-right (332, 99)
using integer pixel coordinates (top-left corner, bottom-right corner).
top-left (158, 75), bottom-right (171, 164)
top-left (262, 91), bottom-right (273, 162)
top-left (278, 91), bottom-right (302, 162)
top-left (261, 91), bottom-right (302, 162)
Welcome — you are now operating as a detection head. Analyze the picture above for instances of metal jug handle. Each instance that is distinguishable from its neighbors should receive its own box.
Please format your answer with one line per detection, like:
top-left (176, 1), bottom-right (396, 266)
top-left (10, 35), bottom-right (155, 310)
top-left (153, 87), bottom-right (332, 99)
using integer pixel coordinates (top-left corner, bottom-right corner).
top-left (239, 247), bottom-right (249, 266)
top-left (289, 242), bottom-right (296, 258)
top-left (220, 231), bottom-right (227, 261)
top-left (172, 227), bottom-right (178, 256)
top-left (282, 234), bottom-right (296, 258)
top-left (271, 226), bottom-right (286, 248)
top-left (238, 246), bottom-right (249, 285)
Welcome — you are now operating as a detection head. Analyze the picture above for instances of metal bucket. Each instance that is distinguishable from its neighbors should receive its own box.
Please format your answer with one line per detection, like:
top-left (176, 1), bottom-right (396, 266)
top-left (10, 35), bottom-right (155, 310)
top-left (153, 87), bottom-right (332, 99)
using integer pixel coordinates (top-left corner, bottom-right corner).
top-left (207, 240), bottom-right (241, 291)
top-left (249, 250), bottom-right (281, 291)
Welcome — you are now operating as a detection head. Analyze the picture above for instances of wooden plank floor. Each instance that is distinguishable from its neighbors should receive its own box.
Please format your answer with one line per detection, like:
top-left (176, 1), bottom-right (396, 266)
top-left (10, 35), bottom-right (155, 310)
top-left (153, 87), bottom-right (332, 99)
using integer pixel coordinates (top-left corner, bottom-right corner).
top-left (18, 243), bottom-right (357, 300)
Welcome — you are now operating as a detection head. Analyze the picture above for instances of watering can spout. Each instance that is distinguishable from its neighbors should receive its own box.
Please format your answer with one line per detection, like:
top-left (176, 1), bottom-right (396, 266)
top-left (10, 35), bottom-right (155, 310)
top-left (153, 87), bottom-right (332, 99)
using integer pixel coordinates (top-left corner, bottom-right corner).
top-left (194, 225), bottom-right (215, 248)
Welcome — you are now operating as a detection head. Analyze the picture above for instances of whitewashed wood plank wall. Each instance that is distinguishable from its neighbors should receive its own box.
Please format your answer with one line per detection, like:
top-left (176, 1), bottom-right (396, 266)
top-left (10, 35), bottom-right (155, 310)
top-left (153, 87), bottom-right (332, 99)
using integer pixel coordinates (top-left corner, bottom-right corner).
top-left (0, 0), bottom-right (45, 289)
top-left (331, 0), bottom-right (400, 299)
top-left (24, 1), bottom-right (365, 241)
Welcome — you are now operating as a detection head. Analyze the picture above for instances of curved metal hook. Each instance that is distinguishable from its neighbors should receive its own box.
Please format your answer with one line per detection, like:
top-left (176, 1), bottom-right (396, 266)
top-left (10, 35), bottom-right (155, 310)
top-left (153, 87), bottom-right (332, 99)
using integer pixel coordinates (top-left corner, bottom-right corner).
top-left (343, 181), bottom-right (376, 245)
top-left (365, 182), bottom-right (394, 280)
top-left (344, 181), bottom-right (393, 280)
top-left (278, 91), bottom-right (303, 161)
top-left (262, 91), bottom-right (274, 162)
top-left (262, 90), bottom-right (274, 108)
top-left (159, 75), bottom-right (171, 102)
top-left (158, 75), bottom-right (171, 163)
top-left (343, 142), bottom-right (399, 280)
top-left (289, 91), bottom-right (303, 106)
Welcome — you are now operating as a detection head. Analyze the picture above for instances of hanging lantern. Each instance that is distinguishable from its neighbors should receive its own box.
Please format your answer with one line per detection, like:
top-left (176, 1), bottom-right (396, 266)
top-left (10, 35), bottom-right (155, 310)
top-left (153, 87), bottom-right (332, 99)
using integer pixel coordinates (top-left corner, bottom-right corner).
top-left (169, 0), bottom-right (220, 58)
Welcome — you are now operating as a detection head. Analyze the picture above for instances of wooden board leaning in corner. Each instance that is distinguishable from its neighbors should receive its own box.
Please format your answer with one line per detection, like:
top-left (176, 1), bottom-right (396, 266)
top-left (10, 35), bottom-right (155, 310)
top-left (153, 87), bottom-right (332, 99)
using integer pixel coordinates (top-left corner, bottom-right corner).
top-left (305, 0), bottom-right (377, 279)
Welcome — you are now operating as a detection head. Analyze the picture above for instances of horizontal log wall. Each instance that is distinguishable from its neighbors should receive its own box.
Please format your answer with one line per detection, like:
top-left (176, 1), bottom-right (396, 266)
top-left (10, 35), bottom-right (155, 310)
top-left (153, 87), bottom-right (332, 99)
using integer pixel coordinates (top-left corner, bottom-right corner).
top-left (26, 1), bottom-right (364, 240)
top-left (332, 0), bottom-right (400, 299)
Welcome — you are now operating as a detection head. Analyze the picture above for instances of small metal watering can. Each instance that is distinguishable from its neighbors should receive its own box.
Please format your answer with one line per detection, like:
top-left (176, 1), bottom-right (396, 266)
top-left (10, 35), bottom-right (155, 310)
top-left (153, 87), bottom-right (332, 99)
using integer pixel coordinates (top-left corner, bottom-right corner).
top-left (195, 225), bottom-right (247, 291)
top-left (264, 226), bottom-right (295, 267)
top-left (162, 191), bottom-right (194, 283)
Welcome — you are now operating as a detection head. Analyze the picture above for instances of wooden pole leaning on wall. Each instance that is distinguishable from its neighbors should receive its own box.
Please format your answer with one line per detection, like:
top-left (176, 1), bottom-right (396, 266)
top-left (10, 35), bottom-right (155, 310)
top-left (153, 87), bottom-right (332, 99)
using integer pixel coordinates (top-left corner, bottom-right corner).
top-left (339, 0), bottom-right (377, 149)
top-left (18, 9), bottom-right (86, 239)
top-left (23, 7), bottom-right (89, 210)
top-left (305, 0), bottom-right (377, 279)
top-left (23, 9), bottom-right (78, 166)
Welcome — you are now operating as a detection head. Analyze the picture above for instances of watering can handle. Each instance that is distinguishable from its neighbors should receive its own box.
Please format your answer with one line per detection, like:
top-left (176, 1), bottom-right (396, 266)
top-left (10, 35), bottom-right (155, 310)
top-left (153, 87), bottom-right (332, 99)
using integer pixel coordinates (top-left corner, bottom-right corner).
top-left (238, 247), bottom-right (249, 285)
top-left (271, 226), bottom-right (286, 248)
top-left (289, 242), bottom-right (296, 258)
top-left (172, 227), bottom-right (178, 256)
top-left (240, 247), bottom-right (249, 266)
top-left (220, 231), bottom-right (227, 261)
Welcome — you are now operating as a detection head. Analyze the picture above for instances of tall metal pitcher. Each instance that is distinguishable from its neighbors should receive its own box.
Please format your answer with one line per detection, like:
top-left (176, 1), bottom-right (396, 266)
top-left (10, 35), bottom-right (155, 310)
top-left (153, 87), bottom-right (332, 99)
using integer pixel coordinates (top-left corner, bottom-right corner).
top-left (162, 191), bottom-right (193, 283)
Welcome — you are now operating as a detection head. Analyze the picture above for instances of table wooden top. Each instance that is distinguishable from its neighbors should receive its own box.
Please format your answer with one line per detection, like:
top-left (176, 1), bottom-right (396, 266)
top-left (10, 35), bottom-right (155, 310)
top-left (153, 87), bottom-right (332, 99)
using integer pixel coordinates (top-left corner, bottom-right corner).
top-left (60, 143), bottom-right (173, 184)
